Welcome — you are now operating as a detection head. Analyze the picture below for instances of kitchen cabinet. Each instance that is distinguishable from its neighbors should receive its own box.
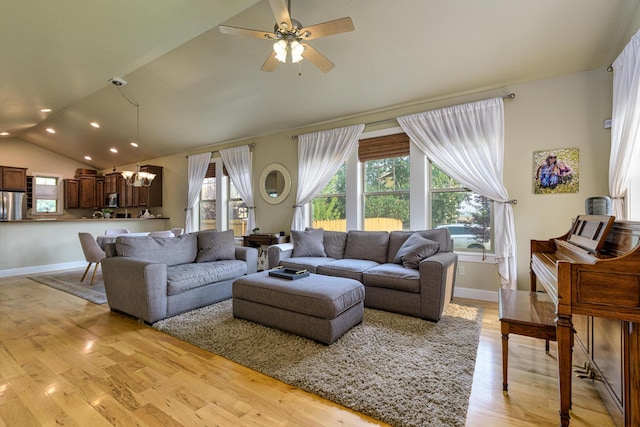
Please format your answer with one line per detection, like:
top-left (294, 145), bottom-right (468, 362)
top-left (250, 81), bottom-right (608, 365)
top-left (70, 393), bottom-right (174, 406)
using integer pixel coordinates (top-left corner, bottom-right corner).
top-left (78, 176), bottom-right (96, 208)
top-left (0, 166), bottom-right (27, 191)
top-left (95, 177), bottom-right (105, 209)
top-left (64, 179), bottom-right (79, 209)
top-left (136, 165), bottom-right (163, 207)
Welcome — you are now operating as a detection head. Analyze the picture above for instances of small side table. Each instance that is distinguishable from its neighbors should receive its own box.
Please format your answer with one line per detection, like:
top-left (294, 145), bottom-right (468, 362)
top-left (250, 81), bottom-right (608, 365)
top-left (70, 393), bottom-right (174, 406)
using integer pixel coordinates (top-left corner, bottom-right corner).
top-left (243, 234), bottom-right (290, 270)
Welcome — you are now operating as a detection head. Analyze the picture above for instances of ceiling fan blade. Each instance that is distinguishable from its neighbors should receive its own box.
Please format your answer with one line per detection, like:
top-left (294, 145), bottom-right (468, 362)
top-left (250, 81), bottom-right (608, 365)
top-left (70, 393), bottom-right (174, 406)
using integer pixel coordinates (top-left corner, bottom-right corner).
top-left (261, 51), bottom-right (279, 72)
top-left (300, 17), bottom-right (354, 40)
top-left (219, 25), bottom-right (273, 40)
top-left (268, 0), bottom-right (292, 31)
top-left (301, 43), bottom-right (335, 73)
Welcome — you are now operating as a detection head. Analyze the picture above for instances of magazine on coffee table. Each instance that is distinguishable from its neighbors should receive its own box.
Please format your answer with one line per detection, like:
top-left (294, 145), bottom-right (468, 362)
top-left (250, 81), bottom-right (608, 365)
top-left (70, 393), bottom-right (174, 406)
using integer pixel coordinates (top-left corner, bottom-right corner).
top-left (268, 267), bottom-right (310, 280)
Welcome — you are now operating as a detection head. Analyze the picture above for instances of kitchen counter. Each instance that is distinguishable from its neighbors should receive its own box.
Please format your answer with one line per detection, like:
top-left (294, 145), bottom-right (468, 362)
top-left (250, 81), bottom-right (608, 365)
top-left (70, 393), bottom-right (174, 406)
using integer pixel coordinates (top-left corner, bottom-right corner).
top-left (2, 217), bottom-right (169, 223)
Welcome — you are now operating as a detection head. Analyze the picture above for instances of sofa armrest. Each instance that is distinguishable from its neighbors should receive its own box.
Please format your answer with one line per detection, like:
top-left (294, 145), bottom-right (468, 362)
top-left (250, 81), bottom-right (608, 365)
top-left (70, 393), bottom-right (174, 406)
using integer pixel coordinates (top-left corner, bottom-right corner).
top-left (235, 246), bottom-right (259, 274)
top-left (102, 256), bottom-right (168, 323)
top-left (418, 251), bottom-right (458, 321)
top-left (267, 243), bottom-right (294, 269)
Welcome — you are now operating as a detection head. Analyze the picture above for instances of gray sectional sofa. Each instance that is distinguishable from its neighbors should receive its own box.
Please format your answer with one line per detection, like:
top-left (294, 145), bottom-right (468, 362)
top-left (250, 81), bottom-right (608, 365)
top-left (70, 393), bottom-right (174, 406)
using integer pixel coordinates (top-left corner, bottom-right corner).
top-left (102, 230), bottom-right (258, 323)
top-left (267, 228), bottom-right (458, 322)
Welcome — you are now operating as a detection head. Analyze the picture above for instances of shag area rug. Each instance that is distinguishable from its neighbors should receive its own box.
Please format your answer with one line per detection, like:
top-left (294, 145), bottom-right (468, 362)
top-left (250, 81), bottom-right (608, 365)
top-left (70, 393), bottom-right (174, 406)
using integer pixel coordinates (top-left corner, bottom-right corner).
top-left (155, 299), bottom-right (483, 427)
top-left (28, 268), bottom-right (107, 304)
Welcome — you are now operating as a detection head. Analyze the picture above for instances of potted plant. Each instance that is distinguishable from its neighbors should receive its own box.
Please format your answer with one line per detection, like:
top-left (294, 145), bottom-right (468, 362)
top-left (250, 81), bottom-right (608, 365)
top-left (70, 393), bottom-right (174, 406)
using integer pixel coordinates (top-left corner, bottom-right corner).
top-left (101, 208), bottom-right (114, 219)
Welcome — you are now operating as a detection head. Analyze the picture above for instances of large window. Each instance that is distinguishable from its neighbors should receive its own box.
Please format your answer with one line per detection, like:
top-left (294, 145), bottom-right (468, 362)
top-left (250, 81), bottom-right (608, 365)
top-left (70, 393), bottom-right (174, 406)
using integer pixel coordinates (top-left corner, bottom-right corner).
top-left (360, 133), bottom-right (410, 231)
top-left (200, 176), bottom-right (216, 231)
top-left (311, 163), bottom-right (347, 231)
top-left (31, 173), bottom-right (63, 215)
top-left (431, 164), bottom-right (492, 252)
top-left (228, 181), bottom-right (248, 236)
top-left (308, 129), bottom-right (494, 257)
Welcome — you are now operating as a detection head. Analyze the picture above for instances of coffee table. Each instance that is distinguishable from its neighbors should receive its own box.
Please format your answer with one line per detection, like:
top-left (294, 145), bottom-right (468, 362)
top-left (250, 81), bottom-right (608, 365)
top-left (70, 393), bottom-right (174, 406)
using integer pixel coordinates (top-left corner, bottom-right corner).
top-left (232, 271), bottom-right (365, 344)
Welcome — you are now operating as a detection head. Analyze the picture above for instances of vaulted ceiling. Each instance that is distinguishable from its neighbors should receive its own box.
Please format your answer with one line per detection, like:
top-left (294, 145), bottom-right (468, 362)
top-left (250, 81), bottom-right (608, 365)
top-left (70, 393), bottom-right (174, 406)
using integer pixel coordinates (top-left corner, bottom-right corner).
top-left (2, 0), bottom-right (639, 169)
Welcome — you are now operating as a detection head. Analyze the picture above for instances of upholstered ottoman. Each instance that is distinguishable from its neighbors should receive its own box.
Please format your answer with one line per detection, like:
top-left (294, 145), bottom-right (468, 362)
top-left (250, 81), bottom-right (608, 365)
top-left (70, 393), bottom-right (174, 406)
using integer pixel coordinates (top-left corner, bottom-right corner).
top-left (232, 271), bottom-right (365, 344)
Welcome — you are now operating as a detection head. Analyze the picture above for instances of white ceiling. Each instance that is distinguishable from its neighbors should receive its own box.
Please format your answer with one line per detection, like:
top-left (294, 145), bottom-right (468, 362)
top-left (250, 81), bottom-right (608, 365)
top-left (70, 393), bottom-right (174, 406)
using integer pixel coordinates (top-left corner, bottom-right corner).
top-left (2, 0), bottom-right (639, 169)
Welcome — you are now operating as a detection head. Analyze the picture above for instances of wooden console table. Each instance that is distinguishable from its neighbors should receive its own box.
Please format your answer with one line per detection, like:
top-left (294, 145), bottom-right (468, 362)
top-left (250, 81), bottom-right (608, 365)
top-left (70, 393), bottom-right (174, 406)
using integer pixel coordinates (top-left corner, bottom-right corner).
top-left (243, 233), bottom-right (289, 249)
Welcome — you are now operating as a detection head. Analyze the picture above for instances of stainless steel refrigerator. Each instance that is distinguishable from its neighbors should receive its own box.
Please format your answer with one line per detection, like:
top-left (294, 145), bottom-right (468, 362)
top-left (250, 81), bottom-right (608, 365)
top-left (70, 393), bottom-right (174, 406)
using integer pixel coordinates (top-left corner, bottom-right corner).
top-left (0, 191), bottom-right (25, 221)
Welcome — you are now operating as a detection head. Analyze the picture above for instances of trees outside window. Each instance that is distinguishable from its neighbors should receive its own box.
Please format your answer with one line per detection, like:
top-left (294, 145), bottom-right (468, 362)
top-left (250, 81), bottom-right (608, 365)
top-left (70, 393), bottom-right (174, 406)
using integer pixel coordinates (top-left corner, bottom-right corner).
top-left (199, 177), bottom-right (216, 231)
top-left (312, 163), bottom-right (347, 231)
top-left (363, 156), bottom-right (410, 230)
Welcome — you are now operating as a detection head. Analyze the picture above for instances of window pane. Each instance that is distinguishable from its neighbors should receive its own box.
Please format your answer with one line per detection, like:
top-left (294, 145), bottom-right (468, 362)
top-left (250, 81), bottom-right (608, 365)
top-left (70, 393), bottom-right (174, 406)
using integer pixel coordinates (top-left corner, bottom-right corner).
top-left (200, 178), bottom-right (216, 230)
top-left (312, 164), bottom-right (346, 232)
top-left (312, 196), bottom-right (346, 231)
top-left (431, 164), bottom-right (464, 189)
top-left (364, 156), bottom-right (410, 192)
top-left (432, 192), bottom-right (492, 252)
top-left (229, 181), bottom-right (247, 236)
top-left (364, 193), bottom-right (409, 231)
top-left (35, 199), bottom-right (56, 213)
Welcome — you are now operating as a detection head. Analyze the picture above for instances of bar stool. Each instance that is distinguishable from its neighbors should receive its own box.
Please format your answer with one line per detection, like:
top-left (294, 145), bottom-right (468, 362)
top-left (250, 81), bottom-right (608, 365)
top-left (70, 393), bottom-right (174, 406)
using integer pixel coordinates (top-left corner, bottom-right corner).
top-left (498, 288), bottom-right (557, 396)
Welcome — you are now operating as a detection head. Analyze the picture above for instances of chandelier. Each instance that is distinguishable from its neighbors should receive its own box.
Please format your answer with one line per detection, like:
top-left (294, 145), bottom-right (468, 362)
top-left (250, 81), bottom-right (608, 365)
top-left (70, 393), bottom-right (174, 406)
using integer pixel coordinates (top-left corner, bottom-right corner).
top-left (120, 104), bottom-right (155, 187)
top-left (273, 39), bottom-right (304, 64)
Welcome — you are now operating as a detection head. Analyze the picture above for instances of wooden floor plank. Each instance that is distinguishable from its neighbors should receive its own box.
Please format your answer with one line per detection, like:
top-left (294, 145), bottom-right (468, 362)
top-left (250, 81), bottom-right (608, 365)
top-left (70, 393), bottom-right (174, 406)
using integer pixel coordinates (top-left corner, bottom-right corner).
top-left (0, 275), bottom-right (615, 426)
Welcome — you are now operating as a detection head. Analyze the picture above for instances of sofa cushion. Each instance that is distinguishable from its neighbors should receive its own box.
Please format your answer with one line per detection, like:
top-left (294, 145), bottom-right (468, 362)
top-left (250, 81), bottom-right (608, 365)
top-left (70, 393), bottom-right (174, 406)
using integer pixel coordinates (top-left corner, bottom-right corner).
top-left (323, 230), bottom-right (348, 259)
top-left (115, 233), bottom-right (197, 266)
top-left (281, 257), bottom-right (336, 274)
top-left (317, 258), bottom-right (380, 282)
top-left (414, 229), bottom-right (453, 252)
top-left (393, 233), bottom-right (440, 269)
top-left (166, 260), bottom-right (247, 295)
top-left (344, 230), bottom-right (389, 263)
top-left (363, 263), bottom-right (421, 293)
top-left (196, 230), bottom-right (235, 262)
top-left (291, 228), bottom-right (326, 257)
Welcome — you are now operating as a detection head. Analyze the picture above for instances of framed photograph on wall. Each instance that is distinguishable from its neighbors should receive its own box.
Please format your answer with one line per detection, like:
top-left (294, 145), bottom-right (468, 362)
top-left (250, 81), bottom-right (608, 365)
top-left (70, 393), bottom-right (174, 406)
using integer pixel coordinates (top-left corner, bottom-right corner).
top-left (533, 147), bottom-right (579, 194)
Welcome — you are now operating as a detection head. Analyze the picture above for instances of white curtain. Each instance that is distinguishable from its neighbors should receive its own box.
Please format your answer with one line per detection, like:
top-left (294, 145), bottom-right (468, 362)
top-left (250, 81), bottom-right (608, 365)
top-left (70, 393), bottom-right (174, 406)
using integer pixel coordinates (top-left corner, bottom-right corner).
top-left (220, 145), bottom-right (255, 235)
top-left (610, 29), bottom-right (640, 219)
top-left (292, 124), bottom-right (364, 230)
top-left (398, 98), bottom-right (517, 289)
top-left (185, 152), bottom-right (212, 233)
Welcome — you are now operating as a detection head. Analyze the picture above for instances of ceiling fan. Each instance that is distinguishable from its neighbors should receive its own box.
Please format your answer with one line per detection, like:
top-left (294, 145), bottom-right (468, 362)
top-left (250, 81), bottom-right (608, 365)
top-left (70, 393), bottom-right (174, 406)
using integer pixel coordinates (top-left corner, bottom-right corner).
top-left (218, 0), bottom-right (354, 73)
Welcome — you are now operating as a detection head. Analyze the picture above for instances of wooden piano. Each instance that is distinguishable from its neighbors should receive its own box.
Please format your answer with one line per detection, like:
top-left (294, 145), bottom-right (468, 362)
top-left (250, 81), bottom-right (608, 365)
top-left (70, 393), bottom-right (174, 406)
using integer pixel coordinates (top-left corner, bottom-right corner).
top-left (530, 215), bottom-right (640, 426)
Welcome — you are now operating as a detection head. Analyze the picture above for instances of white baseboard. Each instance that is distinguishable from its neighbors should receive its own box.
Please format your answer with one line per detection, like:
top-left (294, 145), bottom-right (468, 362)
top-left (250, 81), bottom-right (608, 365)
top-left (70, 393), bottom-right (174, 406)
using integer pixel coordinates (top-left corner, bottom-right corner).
top-left (453, 286), bottom-right (498, 302)
top-left (0, 261), bottom-right (86, 278)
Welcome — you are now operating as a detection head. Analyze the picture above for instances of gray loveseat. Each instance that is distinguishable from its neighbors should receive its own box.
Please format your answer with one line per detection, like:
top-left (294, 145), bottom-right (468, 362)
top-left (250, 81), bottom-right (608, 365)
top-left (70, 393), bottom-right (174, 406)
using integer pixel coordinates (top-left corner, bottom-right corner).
top-left (102, 230), bottom-right (258, 323)
top-left (267, 228), bottom-right (457, 322)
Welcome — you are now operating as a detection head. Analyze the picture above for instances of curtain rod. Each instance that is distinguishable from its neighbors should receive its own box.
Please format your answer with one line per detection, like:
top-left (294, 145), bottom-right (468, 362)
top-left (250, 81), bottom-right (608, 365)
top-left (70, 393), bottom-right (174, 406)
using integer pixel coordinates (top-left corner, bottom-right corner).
top-left (290, 93), bottom-right (516, 139)
top-left (186, 143), bottom-right (255, 158)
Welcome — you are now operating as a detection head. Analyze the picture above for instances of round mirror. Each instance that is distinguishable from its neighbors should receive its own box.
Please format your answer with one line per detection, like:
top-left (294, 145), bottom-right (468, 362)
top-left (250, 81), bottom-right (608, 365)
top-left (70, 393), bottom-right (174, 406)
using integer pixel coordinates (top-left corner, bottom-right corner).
top-left (259, 163), bottom-right (291, 204)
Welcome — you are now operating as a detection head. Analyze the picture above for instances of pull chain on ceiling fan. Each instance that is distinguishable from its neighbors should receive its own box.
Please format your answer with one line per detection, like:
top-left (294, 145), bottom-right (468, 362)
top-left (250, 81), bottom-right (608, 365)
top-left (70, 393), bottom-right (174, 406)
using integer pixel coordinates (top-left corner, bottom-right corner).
top-left (218, 0), bottom-right (354, 73)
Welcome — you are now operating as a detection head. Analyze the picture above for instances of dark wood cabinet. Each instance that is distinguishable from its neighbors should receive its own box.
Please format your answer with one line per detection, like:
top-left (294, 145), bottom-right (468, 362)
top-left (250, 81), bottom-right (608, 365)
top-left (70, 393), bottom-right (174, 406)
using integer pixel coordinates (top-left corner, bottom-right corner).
top-left (78, 176), bottom-right (96, 208)
top-left (136, 165), bottom-right (163, 207)
top-left (95, 177), bottom-right (105, 209)
top-left (0, 166), bottom-right (27, 191)
top-left (64, 179), bottom-right (79, 209)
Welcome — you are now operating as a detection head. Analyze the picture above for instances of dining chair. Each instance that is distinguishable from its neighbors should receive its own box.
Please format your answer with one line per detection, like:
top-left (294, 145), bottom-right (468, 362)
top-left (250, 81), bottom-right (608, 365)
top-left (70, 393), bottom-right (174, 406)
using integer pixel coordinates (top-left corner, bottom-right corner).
top-left (78, 232), bottom-right (106, 285)
top-left (148, 230), bottom-right (174, 238)
top-left (170, 228), bottom-right (184, 236)
top-left (105, 228), bottom-right (130, 235)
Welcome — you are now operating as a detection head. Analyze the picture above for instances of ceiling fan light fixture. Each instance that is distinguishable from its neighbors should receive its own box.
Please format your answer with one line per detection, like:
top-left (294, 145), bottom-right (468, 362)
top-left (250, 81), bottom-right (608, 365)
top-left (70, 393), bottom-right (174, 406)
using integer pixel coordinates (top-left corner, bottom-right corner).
top-left (273, 40), bottom-right (288, 63)
top-left (290, 40), bottom-right (304, 63)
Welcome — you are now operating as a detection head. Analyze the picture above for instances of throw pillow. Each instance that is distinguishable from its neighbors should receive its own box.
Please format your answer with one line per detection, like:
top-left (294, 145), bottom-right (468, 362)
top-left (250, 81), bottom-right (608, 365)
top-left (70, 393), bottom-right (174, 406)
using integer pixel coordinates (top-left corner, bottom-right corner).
top-left (291, 228), bottom-right (326, 257)
top-left (394, 233), bottom-right (440, 269)
top-left (196, 230), bottom-right (235, 262)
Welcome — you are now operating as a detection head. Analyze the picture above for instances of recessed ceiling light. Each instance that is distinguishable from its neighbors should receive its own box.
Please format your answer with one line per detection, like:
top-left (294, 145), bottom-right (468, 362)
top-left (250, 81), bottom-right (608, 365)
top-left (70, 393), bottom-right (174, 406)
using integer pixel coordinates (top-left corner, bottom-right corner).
top-left (90, 122), bottom-right (100, 128)
top-left (84, 156), bottom-right (92, 161)
top-left (41, 108), bottom-right (52, 113)
top-left (0, 132), bottom-right (9, 136)
top-left (130, 142), bottom-right (138, 147)
top-left (46, 128), bottom-right (56, 134)
top-left (110, 148), bottom-right (118, 153)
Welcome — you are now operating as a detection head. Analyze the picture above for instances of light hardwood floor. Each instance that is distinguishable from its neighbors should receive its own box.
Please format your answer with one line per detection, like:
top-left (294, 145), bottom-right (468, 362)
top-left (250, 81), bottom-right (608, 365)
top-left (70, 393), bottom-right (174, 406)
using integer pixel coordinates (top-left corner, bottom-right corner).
top-left (0, 274), bottom-right (614, 426)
